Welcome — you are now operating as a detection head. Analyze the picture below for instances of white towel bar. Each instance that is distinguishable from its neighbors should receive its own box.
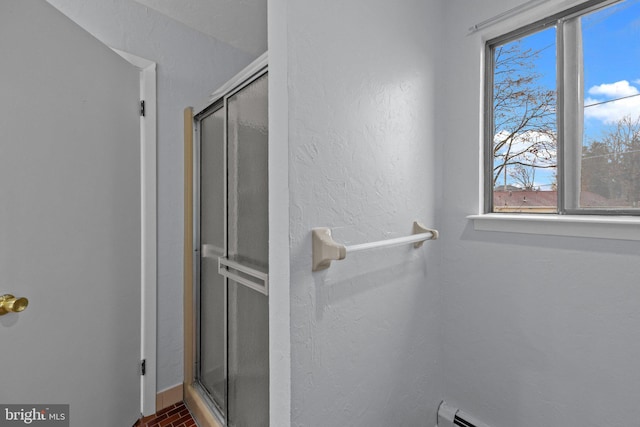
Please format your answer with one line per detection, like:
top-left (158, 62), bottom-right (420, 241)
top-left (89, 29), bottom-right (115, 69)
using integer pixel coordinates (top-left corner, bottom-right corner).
top-left (312, 221), bottom-right (438, 271)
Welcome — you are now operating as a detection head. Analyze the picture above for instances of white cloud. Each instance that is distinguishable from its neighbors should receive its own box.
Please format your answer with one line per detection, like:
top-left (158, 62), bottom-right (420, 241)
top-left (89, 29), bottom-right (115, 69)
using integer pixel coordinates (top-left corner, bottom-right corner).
top-left (584, 95), bottom-right (640, 124)
top-left (584, 80), bottom-right (640, 124)
top-left (494, 129), bottom-right (556, 166)
top-left (588, 80), bottom-right (639, 97)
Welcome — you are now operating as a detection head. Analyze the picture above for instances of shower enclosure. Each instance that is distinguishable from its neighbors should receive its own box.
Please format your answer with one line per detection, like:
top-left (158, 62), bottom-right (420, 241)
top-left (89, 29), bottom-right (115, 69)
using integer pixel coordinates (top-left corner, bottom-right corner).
top-left (192, 60), bottom-right (269, 427)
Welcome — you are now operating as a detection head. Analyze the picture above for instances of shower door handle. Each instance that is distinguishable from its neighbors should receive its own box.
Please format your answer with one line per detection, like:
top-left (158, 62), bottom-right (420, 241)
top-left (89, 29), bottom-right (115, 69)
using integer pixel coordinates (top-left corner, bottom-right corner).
top-left (218, 257), bottom-right (269, 296)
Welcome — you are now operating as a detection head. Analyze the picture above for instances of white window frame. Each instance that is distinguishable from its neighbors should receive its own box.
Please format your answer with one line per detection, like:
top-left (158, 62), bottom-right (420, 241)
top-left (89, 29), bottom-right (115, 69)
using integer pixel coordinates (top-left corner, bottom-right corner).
top-left (484, 0), bottom-right (640, 216)
top-left (470, 0), bottom-right (640, 239)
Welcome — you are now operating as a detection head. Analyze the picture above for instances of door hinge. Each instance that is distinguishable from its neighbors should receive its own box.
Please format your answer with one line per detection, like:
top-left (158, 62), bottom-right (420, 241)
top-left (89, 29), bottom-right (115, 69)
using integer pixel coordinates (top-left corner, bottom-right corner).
top-left (140, 100), bottom-right (146, 117)
top-left (140, 359), bottom-right (146, 376)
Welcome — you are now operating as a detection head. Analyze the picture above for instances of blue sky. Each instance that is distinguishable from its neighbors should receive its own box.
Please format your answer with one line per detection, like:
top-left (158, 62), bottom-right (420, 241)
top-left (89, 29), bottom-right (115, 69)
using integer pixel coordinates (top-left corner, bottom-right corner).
top-left (495, 0), bottom-right (640, 190)
top-left (582, 0), bottom-right (640, 136)
top-left (583, 0), bottom-right (640, 88)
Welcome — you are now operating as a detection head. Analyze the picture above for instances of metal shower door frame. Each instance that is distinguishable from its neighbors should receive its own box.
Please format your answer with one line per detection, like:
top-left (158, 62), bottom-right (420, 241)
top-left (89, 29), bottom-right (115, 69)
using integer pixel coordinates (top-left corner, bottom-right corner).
top-left (193, 56), bottom-right (268, 426)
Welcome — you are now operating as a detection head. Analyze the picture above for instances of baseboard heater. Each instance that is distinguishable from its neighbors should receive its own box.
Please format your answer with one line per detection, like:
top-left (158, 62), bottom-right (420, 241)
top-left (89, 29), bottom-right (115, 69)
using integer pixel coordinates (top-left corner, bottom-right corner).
top-left (437, 401), bottom-right (491, 427)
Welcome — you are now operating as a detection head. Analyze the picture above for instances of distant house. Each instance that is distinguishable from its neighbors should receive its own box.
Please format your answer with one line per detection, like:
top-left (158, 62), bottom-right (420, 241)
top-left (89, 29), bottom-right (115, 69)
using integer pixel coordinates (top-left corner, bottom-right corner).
top-left (493, 190), bottom-right (627, 212)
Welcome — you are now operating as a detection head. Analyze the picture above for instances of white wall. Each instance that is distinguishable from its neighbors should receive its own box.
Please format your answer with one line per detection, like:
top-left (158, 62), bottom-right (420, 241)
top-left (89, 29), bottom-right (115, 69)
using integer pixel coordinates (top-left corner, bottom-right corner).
top-left (278, 0), bottom-right (445, 425)
top-left (267, 0), bottom-right (291, 425)
top-left (46, 0), bottom-right (257, 391)
top-left (439, 1), bottom-right (640, 426)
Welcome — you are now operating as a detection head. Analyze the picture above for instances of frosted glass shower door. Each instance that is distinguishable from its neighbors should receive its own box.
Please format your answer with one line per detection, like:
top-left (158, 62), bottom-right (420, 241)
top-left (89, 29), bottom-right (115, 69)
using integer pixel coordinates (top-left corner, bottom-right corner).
top-left (199, 105), bottom-right (227, 415)
top-left (196, 70), bottom-right (269, 427)
top-left (225, 73), bottom-right (269, 427)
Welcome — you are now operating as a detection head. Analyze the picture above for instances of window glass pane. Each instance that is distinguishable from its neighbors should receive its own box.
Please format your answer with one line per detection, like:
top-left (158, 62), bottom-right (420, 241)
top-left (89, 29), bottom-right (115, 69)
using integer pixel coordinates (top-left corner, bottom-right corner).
top-left (492, 27), bottom-right (557, 213)
top-left (228, 74), bottom-right (269, 270)
top-left (199, 107), bottom-right (226, 415)
top-left (227, 73), bottom-right (269, 427)
top-left (580, 0), bottom-right (640, 210)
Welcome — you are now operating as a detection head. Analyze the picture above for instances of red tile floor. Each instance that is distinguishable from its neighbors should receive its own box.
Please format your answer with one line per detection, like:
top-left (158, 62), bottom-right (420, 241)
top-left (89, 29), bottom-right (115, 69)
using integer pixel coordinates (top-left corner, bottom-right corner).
top-left (135, 402), bottom-right (196, 427)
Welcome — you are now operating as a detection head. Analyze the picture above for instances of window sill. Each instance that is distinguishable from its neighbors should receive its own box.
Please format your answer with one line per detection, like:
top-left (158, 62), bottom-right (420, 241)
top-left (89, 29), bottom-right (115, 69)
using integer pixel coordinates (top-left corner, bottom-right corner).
top-left (467, 213), bottom-right (640, 241)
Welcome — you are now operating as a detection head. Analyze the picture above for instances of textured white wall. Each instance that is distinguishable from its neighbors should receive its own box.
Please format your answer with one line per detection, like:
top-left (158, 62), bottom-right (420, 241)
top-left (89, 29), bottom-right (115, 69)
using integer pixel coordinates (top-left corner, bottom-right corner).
top-left (267, 0), bottom-right (291, 425)
top-left (282, 1), bottom-right (445, 425)
top-left (439, 1), bottom-right (640, 426)
top-left (46, 0), bottom-right (256, 391)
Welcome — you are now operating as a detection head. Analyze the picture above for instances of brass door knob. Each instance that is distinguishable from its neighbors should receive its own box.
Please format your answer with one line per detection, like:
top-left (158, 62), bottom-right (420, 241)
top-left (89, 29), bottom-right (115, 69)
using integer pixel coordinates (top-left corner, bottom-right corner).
top-left (0, 294), bottom-right (29, 315)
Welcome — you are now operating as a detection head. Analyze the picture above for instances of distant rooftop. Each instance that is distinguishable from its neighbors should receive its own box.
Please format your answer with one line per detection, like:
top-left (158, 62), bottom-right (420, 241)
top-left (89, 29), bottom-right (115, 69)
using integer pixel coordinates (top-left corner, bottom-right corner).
top-left (493, 190), bottom-right (628, 212)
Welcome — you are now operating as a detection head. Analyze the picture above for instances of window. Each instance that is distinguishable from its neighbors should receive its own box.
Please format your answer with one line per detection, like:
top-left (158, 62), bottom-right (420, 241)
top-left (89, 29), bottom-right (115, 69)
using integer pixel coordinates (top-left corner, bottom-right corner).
top-left (486, 0), bottom-right (640, 215)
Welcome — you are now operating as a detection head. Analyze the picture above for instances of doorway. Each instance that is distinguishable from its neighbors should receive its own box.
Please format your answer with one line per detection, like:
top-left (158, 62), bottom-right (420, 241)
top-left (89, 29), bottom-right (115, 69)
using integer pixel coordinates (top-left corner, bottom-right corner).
top-left (186, 57), bottom-right (269, 427)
